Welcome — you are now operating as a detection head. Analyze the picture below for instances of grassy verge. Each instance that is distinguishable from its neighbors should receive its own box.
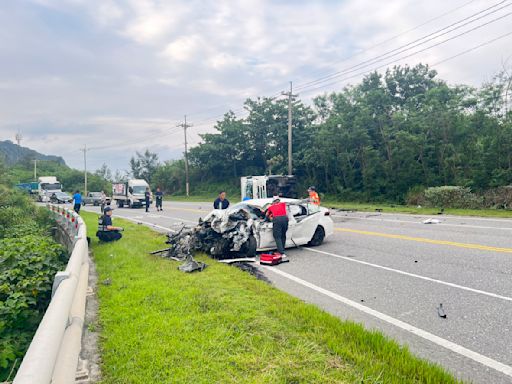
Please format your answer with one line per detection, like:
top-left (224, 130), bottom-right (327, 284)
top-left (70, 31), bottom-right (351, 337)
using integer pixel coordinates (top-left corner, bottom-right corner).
top-left (82, 211), bottom-right (460, 383)
top-left (322, 199), bottom-right (512, 218)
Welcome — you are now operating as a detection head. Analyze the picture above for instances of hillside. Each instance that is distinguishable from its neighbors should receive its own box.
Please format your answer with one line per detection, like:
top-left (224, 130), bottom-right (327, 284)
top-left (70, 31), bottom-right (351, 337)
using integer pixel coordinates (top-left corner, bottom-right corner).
top-left (0, 140), bottom-right (66, 166)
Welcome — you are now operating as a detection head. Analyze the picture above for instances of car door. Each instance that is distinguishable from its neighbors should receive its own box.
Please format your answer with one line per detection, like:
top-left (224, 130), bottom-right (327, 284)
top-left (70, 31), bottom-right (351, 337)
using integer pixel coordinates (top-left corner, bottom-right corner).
top-left (290, 203), bottom-right (321, 244)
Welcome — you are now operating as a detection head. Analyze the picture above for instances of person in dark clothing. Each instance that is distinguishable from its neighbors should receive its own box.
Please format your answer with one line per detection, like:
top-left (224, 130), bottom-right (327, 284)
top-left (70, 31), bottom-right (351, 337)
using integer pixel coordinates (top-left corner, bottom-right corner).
top-left (73, 190), bottom-right (82, 214)
top-left (96, 207), bottom-right (123, 242)
top-left (213, 191), bottom-right (230, 210)
top-left (266, 197), bottom-right (289, 260)
top-left (145, 187), bottom-right (151, 212)
top-left (155, 187), bottom-right (163, 211)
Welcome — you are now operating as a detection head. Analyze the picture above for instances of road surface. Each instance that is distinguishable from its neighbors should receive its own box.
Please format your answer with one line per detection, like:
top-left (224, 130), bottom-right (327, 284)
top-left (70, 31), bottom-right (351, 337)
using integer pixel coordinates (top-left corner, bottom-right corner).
top-left (82, 201), bottom-right (512, 383)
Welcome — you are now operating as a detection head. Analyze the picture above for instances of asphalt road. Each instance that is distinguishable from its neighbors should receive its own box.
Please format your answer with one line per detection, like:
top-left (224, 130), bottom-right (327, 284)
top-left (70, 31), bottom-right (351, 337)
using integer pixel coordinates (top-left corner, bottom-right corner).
top-left (81, 201), bottom-right (512, 383)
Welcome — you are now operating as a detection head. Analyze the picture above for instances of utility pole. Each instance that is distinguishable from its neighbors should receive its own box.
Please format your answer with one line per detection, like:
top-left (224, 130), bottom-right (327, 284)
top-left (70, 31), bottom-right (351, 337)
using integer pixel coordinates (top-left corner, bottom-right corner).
top-left (282, 81), bottom-right (297, 175)
top-left (177, 115), bottom-right (192, 197)
top-left (80, 145), bottom-right (90, 195)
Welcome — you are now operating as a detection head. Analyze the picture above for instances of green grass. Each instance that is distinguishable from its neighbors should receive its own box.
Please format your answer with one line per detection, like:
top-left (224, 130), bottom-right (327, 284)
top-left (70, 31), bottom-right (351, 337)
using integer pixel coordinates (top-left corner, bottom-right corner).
top-left (322, 199), bottom-right (512, 218)
top-left (82, 211), bottom-right (461, 383)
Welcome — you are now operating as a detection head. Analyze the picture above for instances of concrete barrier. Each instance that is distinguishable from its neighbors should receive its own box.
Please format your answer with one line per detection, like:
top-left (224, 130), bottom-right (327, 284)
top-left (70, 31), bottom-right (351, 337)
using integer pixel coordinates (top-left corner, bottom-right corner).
top-left (13, 204), bottom-right (89, 384)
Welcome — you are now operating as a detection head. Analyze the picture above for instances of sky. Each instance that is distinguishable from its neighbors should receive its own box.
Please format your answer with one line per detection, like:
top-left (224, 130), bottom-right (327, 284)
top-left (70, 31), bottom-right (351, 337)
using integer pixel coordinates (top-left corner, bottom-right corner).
top-left (1, 0), bottom-right (511, 173)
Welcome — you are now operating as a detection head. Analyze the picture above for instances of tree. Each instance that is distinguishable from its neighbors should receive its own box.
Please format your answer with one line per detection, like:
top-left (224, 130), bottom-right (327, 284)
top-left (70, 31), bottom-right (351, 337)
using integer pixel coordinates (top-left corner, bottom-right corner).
top-left (95, 163), bottom-right (112, 181)
top-left (129, 149), bottom-right (159, 183)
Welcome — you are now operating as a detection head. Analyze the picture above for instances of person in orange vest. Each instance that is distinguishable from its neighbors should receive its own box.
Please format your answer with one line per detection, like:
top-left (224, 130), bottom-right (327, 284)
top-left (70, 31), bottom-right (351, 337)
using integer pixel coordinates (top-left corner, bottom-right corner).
top-left (308, 186), bottom-right (320, 205)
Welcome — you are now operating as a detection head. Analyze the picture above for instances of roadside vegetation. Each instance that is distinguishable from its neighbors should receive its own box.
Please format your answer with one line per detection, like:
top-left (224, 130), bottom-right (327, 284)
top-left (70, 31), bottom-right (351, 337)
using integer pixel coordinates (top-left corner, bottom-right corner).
top-left (0, 170), bottom-right (67, 381)
top-left (82, 211), bottom-right (461, 383)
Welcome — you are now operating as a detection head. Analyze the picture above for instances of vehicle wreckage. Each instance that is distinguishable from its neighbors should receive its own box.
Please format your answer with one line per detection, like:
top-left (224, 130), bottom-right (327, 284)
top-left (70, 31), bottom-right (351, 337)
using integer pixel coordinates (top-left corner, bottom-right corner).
top-left (151, 207), bottom-right (258, 272)
top-left (151, 199), bottom-right (334, 272)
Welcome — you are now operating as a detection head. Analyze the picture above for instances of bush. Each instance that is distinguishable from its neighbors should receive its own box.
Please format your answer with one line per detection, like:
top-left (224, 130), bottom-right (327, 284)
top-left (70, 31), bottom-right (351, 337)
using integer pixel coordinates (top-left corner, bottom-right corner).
top-left (423, 186), bottom-right (482, 209)
top-left (482, 186), bottom-right (512, 209)
top-left (0, 184), bottom-right (66, 380)
top-left (405, 185), bottom-right (427, 206)
top-left (0, 234), bottom-right (66, 379)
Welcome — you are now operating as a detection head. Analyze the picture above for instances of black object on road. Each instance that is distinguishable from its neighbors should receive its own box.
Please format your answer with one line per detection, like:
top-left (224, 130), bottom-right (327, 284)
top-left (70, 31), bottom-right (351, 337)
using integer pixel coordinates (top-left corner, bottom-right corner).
top-left (437, 303), bottom-right (447, 318)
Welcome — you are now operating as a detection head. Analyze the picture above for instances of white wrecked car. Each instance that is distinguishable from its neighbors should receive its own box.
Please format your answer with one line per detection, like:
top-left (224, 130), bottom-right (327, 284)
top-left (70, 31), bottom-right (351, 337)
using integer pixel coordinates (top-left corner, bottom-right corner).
top-left (200, 198), bottom-right (334, 257)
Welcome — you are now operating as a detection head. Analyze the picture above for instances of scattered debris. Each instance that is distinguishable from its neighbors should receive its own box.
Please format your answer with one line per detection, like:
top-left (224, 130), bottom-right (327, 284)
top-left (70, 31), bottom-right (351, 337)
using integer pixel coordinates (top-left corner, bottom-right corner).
top-left (151, 207), bottom-right (258, 272)
top-left (101, 278), bottom-right (111, 286)
top-left (414, 260), bottom-right (418, 263)
top-left (218, 257), bottom-right (256, 264)
top-left (360, 299), bottom-right (365, 302)
top-left (423, 218), bottom-right (441, 224)
top-left (375, 208), bottom-right (383, 212)
top-left (437, 303), bottom-right (447, 318)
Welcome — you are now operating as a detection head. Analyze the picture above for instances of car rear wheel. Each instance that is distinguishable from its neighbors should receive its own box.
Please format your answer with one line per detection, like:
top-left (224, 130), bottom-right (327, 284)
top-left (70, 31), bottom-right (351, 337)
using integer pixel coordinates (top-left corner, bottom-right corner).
top-left (308, 226), bottom-right (325, 246)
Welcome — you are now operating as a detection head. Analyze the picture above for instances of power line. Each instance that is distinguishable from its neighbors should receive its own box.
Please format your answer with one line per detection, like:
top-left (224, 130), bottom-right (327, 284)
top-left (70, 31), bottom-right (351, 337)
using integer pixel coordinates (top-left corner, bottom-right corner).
top-left (294, 0), bottom-right (482, 85)
top-left (295, 0), bottom-right (512, 91)
top-left (300, 28), bottom-right (512, 96)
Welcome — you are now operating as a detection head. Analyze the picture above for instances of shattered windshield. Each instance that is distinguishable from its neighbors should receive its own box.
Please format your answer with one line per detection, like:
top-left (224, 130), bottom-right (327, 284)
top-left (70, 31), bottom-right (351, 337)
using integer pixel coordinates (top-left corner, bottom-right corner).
top-left (230, 203), bottom-right (265, 219)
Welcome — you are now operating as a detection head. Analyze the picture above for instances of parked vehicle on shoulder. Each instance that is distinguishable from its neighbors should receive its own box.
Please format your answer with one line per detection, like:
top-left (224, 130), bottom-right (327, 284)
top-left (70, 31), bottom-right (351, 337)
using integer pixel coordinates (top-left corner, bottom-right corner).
top-left (49, 191), bottom-right (72, 204)
top-left (82, 192), bottom-right (110, 206)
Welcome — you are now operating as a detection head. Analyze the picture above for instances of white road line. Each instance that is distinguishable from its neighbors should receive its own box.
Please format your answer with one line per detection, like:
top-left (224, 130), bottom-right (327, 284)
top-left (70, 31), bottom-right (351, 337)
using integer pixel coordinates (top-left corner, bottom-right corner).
top-left (156, 214), bottom-right (198, 224)
top-left (115, 215), bottom-right (175, 232)
top-left (333, 215), bottom-right (512, 231)
top-left (264, 266), bottom-right (512, 378)
top-left (304, 248), bottom-right (512, 302)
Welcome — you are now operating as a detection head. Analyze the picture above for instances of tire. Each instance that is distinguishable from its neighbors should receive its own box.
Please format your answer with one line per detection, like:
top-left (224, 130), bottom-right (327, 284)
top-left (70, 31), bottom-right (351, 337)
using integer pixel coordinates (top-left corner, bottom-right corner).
top-left (308, 226), bottom-right (325, 246)
top-left (82, 202), bottom-right (86, 206)
top-left (119, 201), bottom-right (124, 208)
top-left (240, 235), bottom-right (257, 257)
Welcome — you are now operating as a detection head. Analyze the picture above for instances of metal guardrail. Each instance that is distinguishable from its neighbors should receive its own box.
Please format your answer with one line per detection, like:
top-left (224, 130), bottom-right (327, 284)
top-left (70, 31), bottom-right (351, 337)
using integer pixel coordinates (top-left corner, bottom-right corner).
top-left (13, 204), bottom-right (89, 384)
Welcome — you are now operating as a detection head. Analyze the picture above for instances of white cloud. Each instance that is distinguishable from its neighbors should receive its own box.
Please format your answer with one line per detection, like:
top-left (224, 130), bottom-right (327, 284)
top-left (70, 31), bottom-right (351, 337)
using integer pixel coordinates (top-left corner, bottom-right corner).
top-left (2, 0), bottom-right (512, 171)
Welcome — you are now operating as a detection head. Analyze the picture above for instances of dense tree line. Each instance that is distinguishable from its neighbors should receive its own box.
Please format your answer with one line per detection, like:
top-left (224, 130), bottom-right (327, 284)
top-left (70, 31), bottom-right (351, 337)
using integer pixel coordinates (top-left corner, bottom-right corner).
top-left (186, 63), bottom-right (512, 202)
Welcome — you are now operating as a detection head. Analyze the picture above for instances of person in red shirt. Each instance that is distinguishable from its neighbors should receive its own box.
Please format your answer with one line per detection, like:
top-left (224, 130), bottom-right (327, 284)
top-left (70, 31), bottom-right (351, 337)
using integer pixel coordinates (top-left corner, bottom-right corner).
top-left (266, 197), bottom-right (289, 260)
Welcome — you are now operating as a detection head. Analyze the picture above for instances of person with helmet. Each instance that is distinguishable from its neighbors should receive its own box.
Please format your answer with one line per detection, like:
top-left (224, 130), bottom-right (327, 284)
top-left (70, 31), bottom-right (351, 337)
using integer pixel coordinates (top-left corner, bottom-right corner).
top-left (96, 207), bottom-right (123, 242)
top-left (307, 186), bottom-right (320, 205)
top-left (265, 196), bottom-right (289, 261)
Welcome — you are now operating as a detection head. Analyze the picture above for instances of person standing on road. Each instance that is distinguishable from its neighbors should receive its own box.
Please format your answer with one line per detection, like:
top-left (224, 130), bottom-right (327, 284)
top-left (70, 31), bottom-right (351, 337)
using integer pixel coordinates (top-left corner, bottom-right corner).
top-left (307, 186), bottom-right (321, 206)
top-left (155, 187), bottom-right (163, 212)
top-left (73, 190), bottom-right (82, 214)
top-left (213, 191), bottom-right (230, 210)
top-left (96, 207), bottom-right (123, 242)
top-left (100, 190), bottom-right (107, 213)
top-left (266, 196), bottom-right (289, 260)
top-left (145, 187), bottom-right (151, 213)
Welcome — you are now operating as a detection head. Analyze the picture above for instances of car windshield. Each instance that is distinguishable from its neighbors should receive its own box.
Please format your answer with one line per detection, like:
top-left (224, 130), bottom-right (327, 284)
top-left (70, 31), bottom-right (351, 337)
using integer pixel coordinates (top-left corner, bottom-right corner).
top-left (55, 192), bottom-right (68, 197)
top-left (131, 186), bottom-right (147, 194)
top-left (229, 203), bottom-right (265, 219)
top-left (41, 183), bottom-right (62, 190)
top-left (90, 192), bottom-right (102, 197)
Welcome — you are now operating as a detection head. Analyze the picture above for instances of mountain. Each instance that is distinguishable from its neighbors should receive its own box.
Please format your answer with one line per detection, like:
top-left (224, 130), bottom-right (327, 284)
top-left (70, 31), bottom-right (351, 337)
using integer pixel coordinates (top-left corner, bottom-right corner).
top-left (0, 140), bottom-right (66, 166)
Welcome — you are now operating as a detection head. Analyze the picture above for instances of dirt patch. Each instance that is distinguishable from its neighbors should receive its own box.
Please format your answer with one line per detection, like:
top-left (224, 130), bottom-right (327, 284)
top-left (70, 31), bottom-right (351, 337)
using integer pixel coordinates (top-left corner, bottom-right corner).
top-left (78, 252), bottom-right (101, 383)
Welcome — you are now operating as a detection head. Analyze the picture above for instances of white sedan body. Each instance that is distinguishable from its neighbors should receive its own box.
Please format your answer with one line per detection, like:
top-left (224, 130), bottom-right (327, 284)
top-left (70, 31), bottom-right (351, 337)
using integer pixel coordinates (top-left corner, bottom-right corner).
top-left (230, 198), bottom-right (334, 251)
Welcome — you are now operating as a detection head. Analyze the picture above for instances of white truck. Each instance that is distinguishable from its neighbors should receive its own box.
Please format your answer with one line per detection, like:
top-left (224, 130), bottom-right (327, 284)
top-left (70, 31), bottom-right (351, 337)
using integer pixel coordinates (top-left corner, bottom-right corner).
top-left (37, 176), bottom-right (63, 202)
top-left (241, 175), bottom-right (297, 200)
top-left (112, 179), bottom-right (152, 208)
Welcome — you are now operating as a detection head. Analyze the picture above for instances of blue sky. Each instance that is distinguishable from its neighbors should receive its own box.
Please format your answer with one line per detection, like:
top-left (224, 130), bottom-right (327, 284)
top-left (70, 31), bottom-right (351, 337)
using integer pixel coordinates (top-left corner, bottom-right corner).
top-left (1, 0), bottom-right (511, 172)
